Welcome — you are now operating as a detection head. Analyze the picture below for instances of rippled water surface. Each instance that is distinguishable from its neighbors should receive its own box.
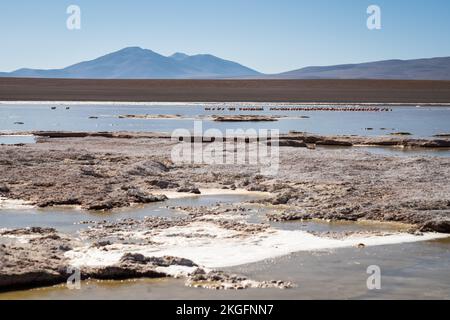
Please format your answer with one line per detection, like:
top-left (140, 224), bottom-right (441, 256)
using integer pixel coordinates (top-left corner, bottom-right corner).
top-left (1, 103), bottom-right (450, 137)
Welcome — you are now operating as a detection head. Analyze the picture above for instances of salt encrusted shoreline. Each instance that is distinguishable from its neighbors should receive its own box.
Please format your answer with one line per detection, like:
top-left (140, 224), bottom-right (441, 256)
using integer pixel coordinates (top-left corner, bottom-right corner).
top-left (1, 215), bottom-right (447, 292)
top-left (0, 197), bottom-right (33, 210)
top-left (1, 130), bottom-right (450, 292)
top-left (0, 131), bottom-right (449, 230)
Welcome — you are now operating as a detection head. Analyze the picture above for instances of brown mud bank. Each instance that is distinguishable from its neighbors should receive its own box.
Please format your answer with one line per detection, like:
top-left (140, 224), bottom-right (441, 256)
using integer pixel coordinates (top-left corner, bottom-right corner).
top-left (0, 131), bottom-right (449, 232)
top-left (1, 78), bottom-right (450, 103)
top-left (10, 130), bottom-right (450, 148)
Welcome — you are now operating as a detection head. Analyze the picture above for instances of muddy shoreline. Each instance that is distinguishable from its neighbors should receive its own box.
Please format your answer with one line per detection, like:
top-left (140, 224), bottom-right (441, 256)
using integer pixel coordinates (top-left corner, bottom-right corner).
top-left (1, 209), bottom-right (444, 293)
top-left (3, 130), bottom-right (450, 148)
top-left (0, 227), bottom-right (293, 292)
top-left (0, 131), bottom-right (449, 228)
top-left (1, 130), bottom-right (450, 292)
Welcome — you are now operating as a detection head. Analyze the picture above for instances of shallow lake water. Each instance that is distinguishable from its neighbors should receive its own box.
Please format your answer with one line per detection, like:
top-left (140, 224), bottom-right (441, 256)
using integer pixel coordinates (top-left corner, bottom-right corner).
top-left (1, 102), bottom-right (450, 138)
top-left (318, 145), bottom-right (450, 158)
top-left (0, 135), bottom-right (35, 145)
top-left (1, 102), bottom-right (450, 299)
top-left (2, 102), bottom-right (450, 158)
top-left (1, 238), bottom-right (449, 300)
top-left (0, 194), bottom-right (259, 234)
top-left (1, 193), bottom-right (449, 300)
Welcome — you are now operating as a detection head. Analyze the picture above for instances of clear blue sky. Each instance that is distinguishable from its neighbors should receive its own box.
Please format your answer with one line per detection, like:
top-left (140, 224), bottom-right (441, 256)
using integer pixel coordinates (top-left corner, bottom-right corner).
top-left (1, 0), bottom-right (450, 73)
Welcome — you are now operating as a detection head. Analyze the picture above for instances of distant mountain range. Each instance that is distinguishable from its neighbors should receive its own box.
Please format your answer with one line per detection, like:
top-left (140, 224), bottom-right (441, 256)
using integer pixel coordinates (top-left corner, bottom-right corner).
top-left (0, 47), bottom-right (261, 79)
top-left (273, 57), bottom-right (450, 80)
top-left (1, 47), bottom-right (449, 80)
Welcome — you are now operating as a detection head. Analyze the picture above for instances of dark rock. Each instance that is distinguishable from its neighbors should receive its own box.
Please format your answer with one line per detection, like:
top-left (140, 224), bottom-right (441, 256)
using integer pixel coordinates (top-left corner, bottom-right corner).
top-left (0, 271), bottom-right (65, 290)
top-left (267, 211), bottom-right (310, 222)
top-left (77, 154), bottom-right (96, 161)
top-left (411, 139), bottom-right (450, 148)
top-left (390, 132), bottom-right (412, 136)
top-left (127, 188), bottom-right (168, 203)
top-left (191, 268), bottom-right (206, 276)
top-left (84, 199), bottom-right (120, 211)
top-left (147, 256), bottom-right (198, 268)
top-left (147, 179), bottom-right (180, 189)
top-left (267, 183), bottom-right (292, 193)
top-left (177, 186), bottom-right (201, 194)
top-left (32, 181), bottom-right (55, 188)
top-left (1, 227), bottom-right (57, 236)
top-left (58, 244), bottom-right (72, 252)
top-left (120, 253), bottom-right (147, 264)
top-left (433, 133), bottom-right (450, 138)
top-left (246, 184), bottom-right (268, 192)
top-left (119, 253), bottom-right (197, 267)
top-left (278, 140), bottom-right (307, 148)
top-left (212, 115), bottom-right (278, 122)
top-left (92, 240), bottom-right (112, 248)
top-left (401, 199), bottom-right (450, 211)
top-left (80, 167), bottom-right (106, 178)
top-left (0, 184), bottom-right (10, 193)
top-left (127, 160), bottom-right (169, 176)
top-left (31, 233), bottom-right (61, 241)
top-left (0, 228), bottom-right (77, 291)
top-left (85, 266), bottom-right (165, 280)
top-left (268, 192), bottom-right (294, 205)
top-left (240, 179), bottom-right (250, 187)
top-left (36, 197), bottom-right (81, 208)
top-left (420, 219), bottom-right (450, 233)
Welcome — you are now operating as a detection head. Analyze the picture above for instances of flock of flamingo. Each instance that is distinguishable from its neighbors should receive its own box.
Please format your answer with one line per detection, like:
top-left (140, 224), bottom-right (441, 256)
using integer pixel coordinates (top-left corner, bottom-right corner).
top-left (204, 106), bottom-right (392, 112)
